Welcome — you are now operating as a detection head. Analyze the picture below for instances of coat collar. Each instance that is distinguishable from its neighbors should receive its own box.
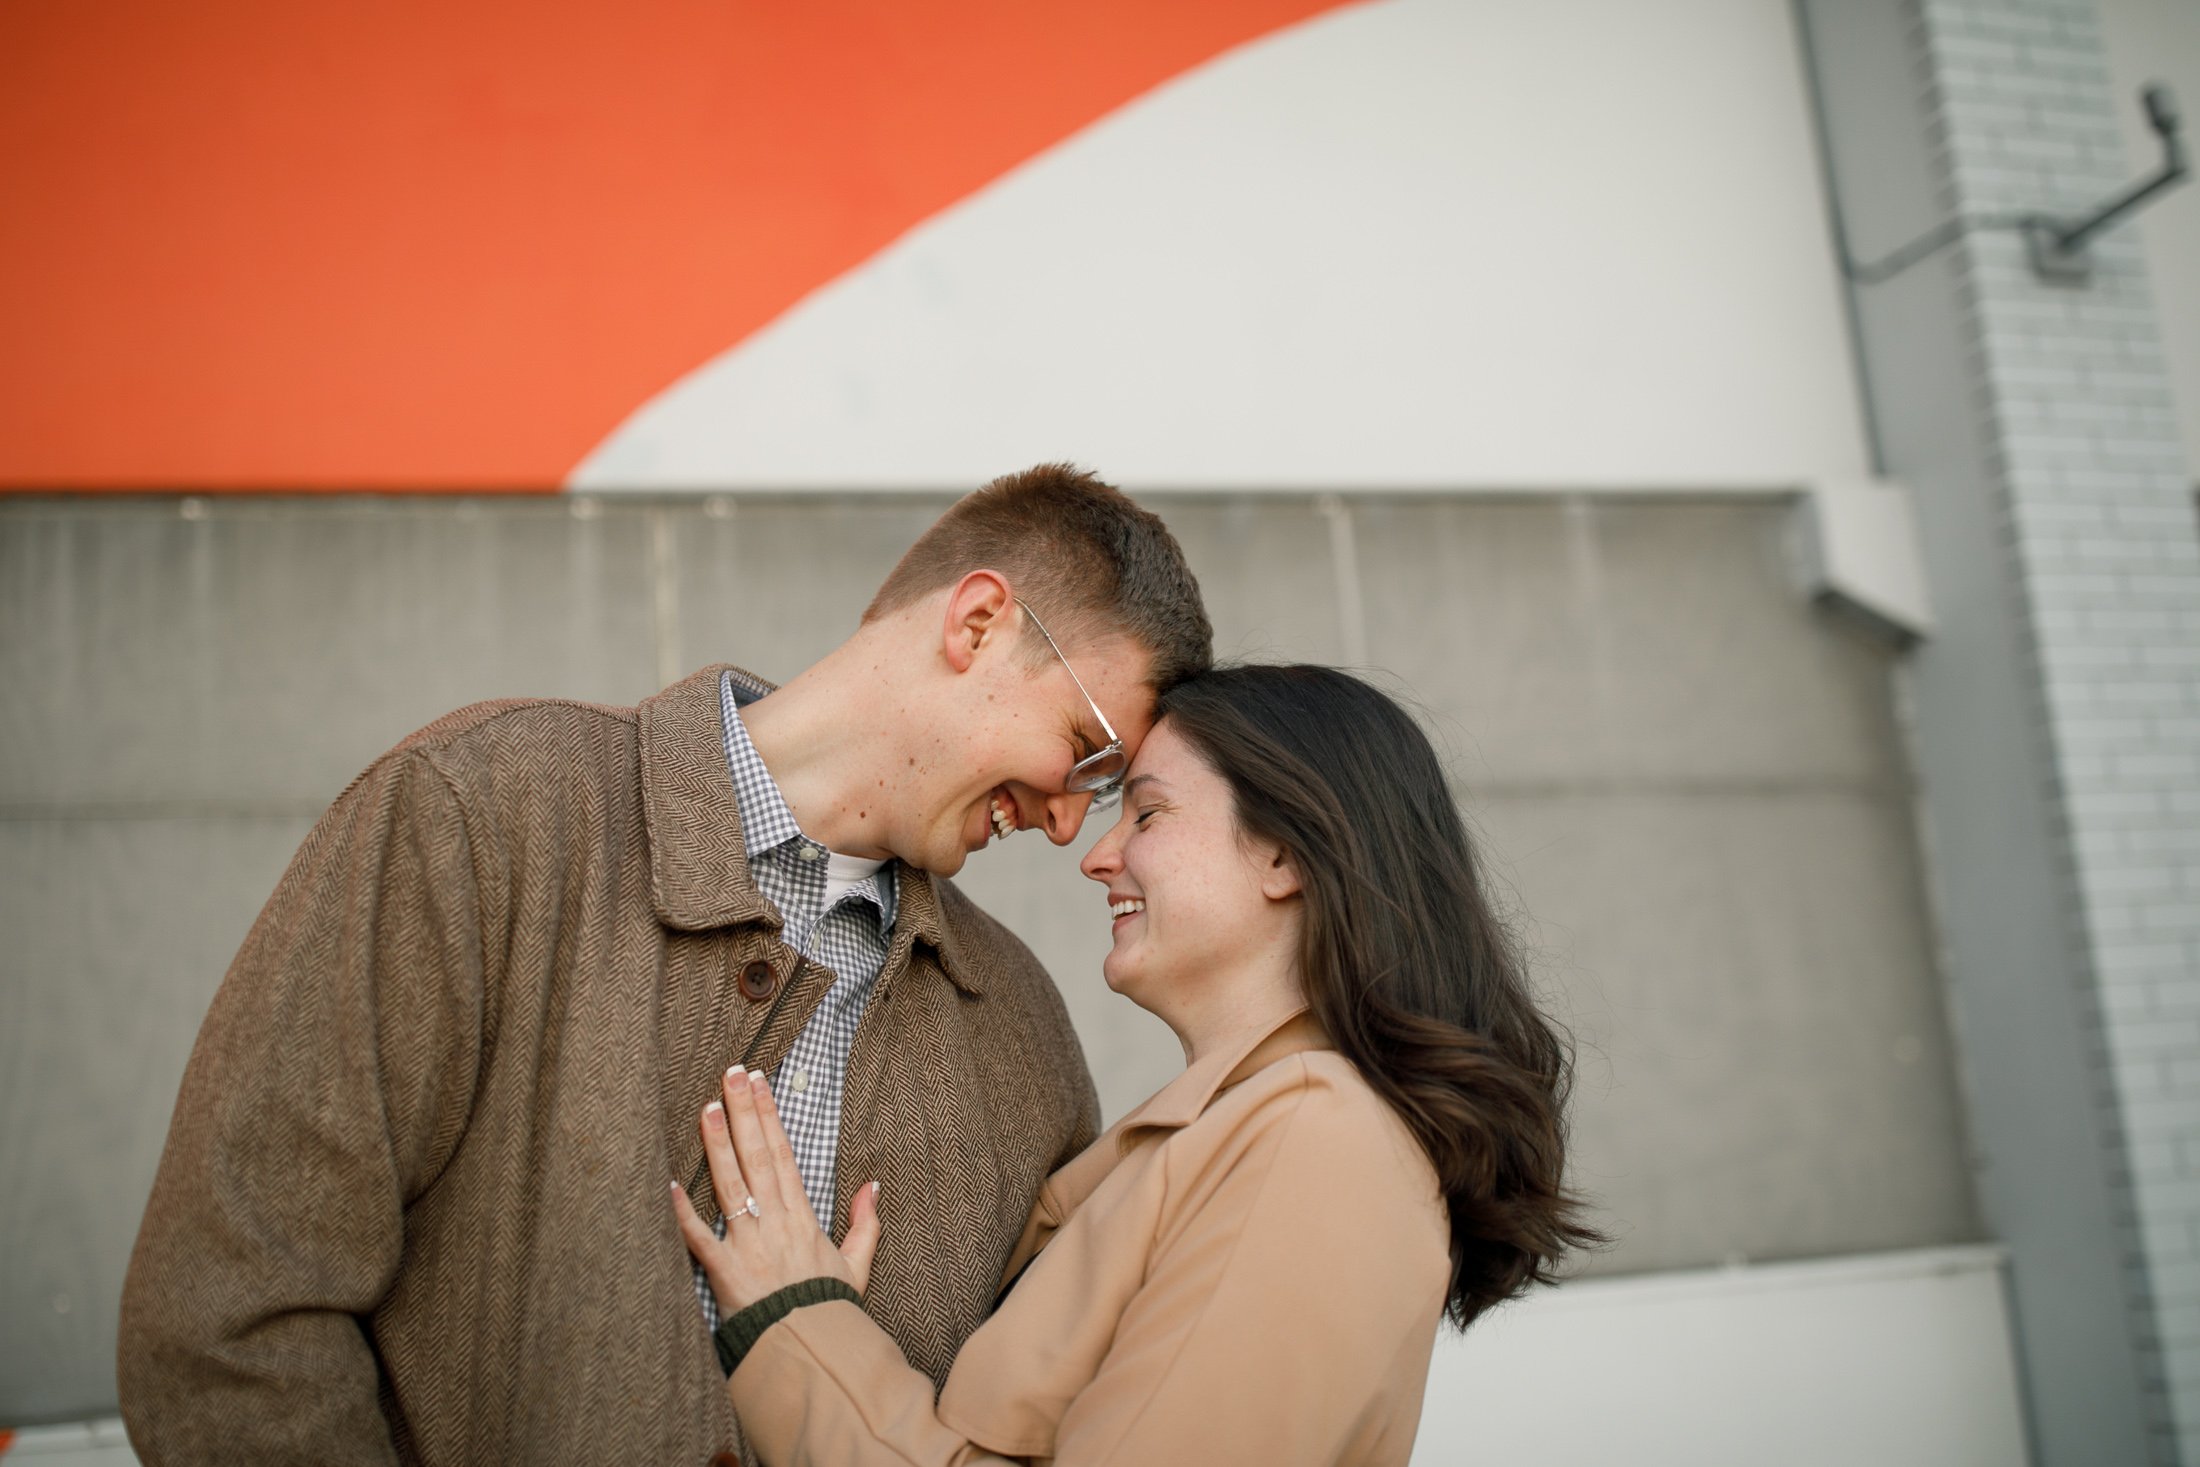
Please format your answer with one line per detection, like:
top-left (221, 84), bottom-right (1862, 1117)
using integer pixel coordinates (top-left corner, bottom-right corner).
top-left (1111, 1006), bottom-right (1332, 1151)
top-left (636, 664), bottom-right (979, 993)
top-left (996, 1006), bottom-right (1330, 1291)
top-left (888, 863), bottom-right (982, 995)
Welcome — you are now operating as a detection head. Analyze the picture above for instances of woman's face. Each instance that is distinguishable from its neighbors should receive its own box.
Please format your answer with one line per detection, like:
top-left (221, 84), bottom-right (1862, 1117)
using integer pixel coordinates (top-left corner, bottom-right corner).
top-left (1078, 719), bottom-right (1299, 1017)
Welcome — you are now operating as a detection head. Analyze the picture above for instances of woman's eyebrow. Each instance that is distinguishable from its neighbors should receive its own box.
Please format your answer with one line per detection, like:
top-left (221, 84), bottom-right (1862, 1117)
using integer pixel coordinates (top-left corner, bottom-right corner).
top-left (1121, 774), bottom-right (1163, 801)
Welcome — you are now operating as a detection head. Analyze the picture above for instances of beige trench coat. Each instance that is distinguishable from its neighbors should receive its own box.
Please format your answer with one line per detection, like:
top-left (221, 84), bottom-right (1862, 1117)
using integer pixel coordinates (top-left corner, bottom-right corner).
top-left (119, 665), bottom-right (1099, 1466)
top-left (729, 1011), bottom-right (1453, 1465)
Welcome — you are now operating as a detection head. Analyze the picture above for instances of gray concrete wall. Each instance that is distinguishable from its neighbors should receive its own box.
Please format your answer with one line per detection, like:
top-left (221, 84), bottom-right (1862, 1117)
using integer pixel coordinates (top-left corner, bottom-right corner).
top-left (1797, 0), bottom-right (2200, 1460)
top-left (0, 492), bottom-right (1980, 1421)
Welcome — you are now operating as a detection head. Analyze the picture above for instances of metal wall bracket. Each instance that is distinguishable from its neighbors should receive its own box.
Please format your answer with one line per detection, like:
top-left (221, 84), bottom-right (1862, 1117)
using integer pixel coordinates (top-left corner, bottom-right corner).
top-left (2023, 218), bottom-right (2094, 282)
top-left (1835, 84), bottom-right (2187, 287)
top-left (2021, 84), bottom-right (2188, 284)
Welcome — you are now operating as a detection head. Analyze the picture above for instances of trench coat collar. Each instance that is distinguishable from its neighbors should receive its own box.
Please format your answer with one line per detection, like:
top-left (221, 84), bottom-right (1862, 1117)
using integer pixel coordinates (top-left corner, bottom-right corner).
top-left (997, 1006), bottom-right (1330, 1291)
top-left (636, 664), bottom-right (979, 994)
top-left (1112, 1006), bottom-right (1331, 1151)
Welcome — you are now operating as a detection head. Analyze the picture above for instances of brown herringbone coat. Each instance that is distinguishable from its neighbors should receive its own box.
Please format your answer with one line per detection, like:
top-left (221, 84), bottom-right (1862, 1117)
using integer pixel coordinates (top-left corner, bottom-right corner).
top-left (118, 665), bottom-right (1100, 1466)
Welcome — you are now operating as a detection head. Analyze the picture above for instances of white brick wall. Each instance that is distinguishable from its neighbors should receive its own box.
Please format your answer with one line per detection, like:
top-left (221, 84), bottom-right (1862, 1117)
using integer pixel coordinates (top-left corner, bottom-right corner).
top-left (1918, 1), bottom-right (2200, 1460)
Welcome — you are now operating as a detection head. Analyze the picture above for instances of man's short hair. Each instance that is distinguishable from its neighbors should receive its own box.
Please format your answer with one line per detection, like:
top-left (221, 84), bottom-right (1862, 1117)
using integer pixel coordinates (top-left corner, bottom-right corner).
top-left (865, 464), bottom-right (1213, 691)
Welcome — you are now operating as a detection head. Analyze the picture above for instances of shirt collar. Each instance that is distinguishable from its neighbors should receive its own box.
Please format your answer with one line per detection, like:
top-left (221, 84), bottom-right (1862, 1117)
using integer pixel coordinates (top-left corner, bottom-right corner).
top-left (638, 664), bottom-right (963, 984)
top-left (720, 670), bottom-right (898, 931)
top-left (718, 671), bottom-right (804, 858)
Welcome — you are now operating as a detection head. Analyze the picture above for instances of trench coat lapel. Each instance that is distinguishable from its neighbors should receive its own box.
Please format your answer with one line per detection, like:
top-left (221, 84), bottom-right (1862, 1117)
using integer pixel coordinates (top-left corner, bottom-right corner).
top-left (997, 1008), bottom-right (1330, 1289)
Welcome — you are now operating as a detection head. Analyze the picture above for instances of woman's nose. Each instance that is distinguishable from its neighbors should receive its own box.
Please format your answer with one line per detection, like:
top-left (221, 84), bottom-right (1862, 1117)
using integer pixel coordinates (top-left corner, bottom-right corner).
top-left (1080, 820), bottom-right (1122, 880)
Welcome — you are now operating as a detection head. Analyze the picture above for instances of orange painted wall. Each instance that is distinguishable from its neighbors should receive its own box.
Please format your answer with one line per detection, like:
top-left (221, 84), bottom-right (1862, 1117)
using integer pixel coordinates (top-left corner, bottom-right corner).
top-left (0, 0), bottom-right (1349, 491)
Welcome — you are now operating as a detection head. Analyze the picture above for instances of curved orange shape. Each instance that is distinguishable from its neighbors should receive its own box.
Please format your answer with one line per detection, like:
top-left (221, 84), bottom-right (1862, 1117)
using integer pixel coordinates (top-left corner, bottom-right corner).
top-left (0, 0), bottom-right (1352, 490)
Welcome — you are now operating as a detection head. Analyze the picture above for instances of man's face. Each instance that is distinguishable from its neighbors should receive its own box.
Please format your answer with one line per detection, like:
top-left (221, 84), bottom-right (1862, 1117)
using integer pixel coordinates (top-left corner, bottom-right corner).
top-left (907, 634), bottom-right (1157, 877)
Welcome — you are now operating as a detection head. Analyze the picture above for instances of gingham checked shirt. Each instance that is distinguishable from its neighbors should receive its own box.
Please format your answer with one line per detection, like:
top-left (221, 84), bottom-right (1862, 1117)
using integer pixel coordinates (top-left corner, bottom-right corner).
top-left (695, 669), bottom-right (898, 1330)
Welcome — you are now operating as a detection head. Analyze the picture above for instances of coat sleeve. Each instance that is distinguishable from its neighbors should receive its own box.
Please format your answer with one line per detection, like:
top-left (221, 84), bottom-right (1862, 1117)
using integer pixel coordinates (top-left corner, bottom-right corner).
top-left (118, 748), bottom-right (489, 1466)
top-left (1046, 1081), bottom-right (1445, 1464)
top-left (729, 1301), bottom-right (1020, 1467)
top-left (727, 1074), bottom-right (1446, 1466)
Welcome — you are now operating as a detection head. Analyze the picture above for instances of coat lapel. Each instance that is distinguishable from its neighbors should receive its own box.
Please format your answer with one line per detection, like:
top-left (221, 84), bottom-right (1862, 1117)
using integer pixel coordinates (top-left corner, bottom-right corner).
top-left (637, 664), bottom-right (780, 934)
top-left (637, 666), bottom-right (787, 1224)
top-left (996, 1008), bottom-right (1330, 1289)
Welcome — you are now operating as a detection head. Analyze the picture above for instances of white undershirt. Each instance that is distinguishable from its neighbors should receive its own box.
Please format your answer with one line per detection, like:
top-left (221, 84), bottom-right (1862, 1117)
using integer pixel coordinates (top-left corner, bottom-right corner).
top-left (823, 850), bottom-right (888, 911)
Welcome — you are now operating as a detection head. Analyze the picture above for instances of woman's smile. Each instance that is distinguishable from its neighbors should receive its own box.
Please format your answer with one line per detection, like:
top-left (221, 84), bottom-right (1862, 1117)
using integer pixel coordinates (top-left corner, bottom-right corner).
top-left (1106, 894), bottom-right (1145, 931)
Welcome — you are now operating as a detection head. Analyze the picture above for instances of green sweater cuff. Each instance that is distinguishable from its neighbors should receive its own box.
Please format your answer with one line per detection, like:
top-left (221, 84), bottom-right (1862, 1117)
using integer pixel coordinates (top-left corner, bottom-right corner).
top-left (714, 1278), bottom-right (863, 1376)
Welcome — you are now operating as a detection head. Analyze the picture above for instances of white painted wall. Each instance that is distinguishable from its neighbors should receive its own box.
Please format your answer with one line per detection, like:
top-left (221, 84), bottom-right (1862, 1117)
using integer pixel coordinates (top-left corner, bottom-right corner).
top-left (573, 0), bottom-right (1876, 493)
top-left (1412, 1246), bottom-right (2030, 1466)
top-left (2099, 0), bottom-right (2200, 478)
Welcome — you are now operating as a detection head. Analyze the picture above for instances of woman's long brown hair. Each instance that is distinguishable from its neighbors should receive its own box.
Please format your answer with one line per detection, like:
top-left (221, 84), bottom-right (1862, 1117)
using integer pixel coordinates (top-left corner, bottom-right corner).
top-left (1160, 664), bottom-right (1603, 1327)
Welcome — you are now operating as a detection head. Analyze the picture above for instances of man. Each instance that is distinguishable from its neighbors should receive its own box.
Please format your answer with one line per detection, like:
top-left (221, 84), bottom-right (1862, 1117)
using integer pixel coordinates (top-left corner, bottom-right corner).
top-left (118, 465), bottom-right (1212, 1464)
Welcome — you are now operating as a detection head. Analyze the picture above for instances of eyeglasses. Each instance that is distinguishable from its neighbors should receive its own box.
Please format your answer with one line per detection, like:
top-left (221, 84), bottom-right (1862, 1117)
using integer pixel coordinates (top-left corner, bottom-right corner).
top-left (1014, 597), bottom-right (1128, 809)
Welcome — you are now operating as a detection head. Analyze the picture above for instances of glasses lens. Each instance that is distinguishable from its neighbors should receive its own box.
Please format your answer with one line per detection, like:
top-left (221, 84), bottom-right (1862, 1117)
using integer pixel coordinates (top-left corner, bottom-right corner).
top-left (1067, 747), bottom-right (1126, 799)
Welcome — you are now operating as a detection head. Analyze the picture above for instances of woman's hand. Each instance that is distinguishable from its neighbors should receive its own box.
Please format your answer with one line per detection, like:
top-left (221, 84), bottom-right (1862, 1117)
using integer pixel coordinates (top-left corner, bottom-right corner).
top-left (671, 1065), bottom-right (882, 1316)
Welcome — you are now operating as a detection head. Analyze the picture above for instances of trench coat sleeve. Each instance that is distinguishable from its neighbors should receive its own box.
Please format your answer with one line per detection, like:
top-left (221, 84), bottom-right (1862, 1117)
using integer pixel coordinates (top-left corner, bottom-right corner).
top-left (730, 1301), bottom-right (1017, 1467)
top-left (728, 1071), bottom-right (1446, 1465)
top-left (118, 749), bottom-right (489, 1466)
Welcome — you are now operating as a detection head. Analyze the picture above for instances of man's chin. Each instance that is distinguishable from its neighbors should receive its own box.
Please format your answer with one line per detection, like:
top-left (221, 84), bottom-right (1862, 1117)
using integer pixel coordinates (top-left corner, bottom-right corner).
top-left (945, 812), bottom-right (999, 870)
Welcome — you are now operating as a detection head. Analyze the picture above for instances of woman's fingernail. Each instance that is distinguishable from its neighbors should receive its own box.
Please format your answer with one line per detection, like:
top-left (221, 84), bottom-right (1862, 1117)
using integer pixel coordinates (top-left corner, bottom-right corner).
top-left (727, 1064), bottom-right (745, 1078)
top-left (704, 1101), bottom-right (723, 1119)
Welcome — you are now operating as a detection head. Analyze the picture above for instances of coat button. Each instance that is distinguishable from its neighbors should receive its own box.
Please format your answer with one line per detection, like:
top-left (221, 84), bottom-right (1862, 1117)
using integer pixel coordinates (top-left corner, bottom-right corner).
top-left (739, 960), bottom-right (777, 1002)
top-left (710, 1453), bottom-right (742, 1467)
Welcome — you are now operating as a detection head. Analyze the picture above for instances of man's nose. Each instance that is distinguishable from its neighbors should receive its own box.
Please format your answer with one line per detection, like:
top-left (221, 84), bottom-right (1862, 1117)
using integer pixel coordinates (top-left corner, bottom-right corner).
top-left (1041, 789), bottom-right (1095, 846)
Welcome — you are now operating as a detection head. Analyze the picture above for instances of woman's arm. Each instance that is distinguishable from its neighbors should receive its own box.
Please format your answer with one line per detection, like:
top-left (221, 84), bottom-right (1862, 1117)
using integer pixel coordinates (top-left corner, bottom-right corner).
top-left (679, 1062), bottom-right (1446, 1467)
top-left (672, 1065), bottom-right (878, 1319)
top-left (677, 1066), bottom-right (1020, 1466)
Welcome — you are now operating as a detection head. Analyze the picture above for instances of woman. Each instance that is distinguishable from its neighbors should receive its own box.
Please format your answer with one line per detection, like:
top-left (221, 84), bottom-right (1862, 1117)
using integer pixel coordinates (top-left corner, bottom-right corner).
top-left (674, 664), bottom-right (1599, 1464)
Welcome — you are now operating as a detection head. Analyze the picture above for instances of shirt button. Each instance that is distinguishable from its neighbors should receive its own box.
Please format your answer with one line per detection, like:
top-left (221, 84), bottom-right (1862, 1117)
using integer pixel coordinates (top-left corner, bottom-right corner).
top-left (790, 1069), bottom-right (810, 1093)
top-left (797, 844), bottom-right (824, 862)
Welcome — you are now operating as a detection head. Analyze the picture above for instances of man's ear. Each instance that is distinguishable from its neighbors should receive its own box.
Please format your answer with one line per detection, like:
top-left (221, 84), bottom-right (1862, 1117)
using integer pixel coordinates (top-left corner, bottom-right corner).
top-left (940, 570), bottom-right (1015, 674)
top-left (1257, 843), bottom-right (1303, 902)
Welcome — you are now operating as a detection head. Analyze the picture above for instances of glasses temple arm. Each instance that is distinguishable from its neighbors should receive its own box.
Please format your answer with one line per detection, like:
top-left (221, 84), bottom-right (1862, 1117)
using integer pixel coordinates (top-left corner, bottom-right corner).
top-left (1016, 598), bottom-right (1122, 745)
